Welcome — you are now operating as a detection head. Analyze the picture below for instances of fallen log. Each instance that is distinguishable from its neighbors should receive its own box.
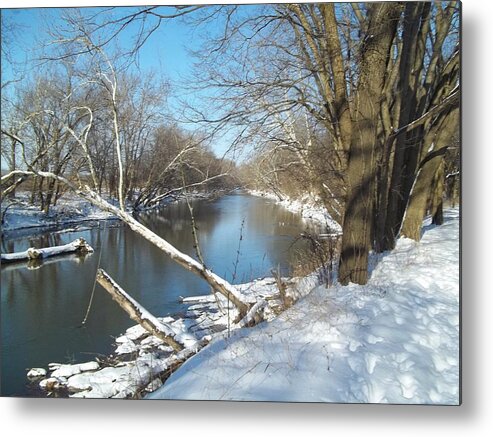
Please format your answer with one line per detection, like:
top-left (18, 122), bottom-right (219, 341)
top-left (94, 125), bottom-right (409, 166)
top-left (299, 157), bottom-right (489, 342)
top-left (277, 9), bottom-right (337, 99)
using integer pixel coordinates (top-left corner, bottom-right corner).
top-left (1, 238), bottom-right (93, 264)
top-left (1, 254), bottom-right (89, 272)
top-left (96, 269), bottom-right (197, 352)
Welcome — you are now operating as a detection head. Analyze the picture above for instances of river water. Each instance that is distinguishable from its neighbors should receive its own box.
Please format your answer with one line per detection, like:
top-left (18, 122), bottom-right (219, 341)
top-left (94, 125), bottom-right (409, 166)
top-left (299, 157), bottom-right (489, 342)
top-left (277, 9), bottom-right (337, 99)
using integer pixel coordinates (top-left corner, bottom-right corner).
top-left (1, 192), bottom-right (318, 397)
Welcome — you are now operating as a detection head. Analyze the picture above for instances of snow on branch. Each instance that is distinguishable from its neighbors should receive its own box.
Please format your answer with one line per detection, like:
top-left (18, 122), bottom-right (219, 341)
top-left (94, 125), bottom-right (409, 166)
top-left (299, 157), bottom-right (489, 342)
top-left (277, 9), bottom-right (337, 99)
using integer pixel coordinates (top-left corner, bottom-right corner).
top-left (96, 269), bottom-right (197, 351)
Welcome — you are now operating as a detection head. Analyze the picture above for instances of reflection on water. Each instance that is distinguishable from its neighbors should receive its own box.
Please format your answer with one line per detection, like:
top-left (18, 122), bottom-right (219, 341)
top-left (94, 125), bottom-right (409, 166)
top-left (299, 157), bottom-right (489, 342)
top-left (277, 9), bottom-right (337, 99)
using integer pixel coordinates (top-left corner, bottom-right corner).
top-left (1, 193), bottom-right (319, 396)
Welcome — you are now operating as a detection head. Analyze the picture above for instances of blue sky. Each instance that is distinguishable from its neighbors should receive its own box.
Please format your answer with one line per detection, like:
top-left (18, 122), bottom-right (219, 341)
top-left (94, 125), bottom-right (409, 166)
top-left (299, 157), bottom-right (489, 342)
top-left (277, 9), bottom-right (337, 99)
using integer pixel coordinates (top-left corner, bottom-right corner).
top-left (2, 6), bottom-right (243, 158)
top-left (2, 7), bottom-right (198, 87)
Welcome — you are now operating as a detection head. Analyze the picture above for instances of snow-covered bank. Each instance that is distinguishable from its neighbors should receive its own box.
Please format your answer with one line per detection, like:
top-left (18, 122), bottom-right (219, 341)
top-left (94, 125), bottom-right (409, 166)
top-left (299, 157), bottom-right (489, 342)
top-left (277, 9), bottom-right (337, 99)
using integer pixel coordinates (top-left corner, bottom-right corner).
top-left (1, 190), bottom-right (219, 238)
top-left (148, 209), bottom-right (460, 404)
top-left (1, 193), bottom-right (117, 235)
top-left (248, 189), bottom-right (341, 232)
top-left (29, 276), bottom-right (315, 398)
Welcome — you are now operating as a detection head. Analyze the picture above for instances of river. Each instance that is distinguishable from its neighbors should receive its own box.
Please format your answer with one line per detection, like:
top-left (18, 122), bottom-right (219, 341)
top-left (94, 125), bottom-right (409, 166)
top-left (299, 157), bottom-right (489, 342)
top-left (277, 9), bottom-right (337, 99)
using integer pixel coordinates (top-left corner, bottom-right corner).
top-left (1, 192), bottom-right (319, 397)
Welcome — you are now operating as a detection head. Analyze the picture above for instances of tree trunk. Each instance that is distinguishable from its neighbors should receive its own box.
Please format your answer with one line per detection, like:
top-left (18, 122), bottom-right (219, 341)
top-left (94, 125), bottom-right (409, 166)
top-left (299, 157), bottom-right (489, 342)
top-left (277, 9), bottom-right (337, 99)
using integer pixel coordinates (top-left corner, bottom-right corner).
top-left (400, 108), bottom-right (458, 240)
top-left (339, 3), bottom-right (402, 285)
top-left (30, 176), bottom-right (38, 205)
top-left (430, 161), bottom-right (445, 225)
top-left (44, 178), bottom-right (56, 215)
top-left (381, 3), bottom-right (426, 251)
top-left (9, 138), bottom-right (17, 199)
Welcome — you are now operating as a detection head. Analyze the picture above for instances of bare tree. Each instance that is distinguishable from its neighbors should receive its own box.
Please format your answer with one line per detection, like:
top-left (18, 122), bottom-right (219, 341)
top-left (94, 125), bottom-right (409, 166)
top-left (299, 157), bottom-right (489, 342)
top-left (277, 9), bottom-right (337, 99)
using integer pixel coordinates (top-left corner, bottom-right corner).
top-left (182, 2), bottom-right (459, 284)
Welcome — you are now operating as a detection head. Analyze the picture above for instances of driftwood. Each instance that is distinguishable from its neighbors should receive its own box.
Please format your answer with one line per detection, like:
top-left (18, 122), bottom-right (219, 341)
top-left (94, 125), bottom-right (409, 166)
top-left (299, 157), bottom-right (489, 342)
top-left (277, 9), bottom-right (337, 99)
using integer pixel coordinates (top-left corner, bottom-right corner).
top-left (1, 254), bottom-right (89, 272)
top-left (1, 238), bottom-right (93, 264)
top-left (96, 269), bottom-right (197, 352)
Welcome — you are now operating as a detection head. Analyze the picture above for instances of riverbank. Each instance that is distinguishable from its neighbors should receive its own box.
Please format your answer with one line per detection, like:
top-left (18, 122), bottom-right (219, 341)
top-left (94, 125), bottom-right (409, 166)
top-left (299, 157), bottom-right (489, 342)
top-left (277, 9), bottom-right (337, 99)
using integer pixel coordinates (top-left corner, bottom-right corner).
top-left (26, 208), bottom-right (460, 403)
top-left (1, 192), bottom-right (117, 237)
top-left (4, 192), bottom-right (315, 397)
top-left (2, 188), bottom-right (335, 238)
top-left (148, 208), bottom-right (460, 403)
top-left (0, 190), bottom-right (217, 239)
top-left (248, 189), bottom-right (341, 233)
top-left (6, 190), bottom-right (459, 403)
top-left (28, 273), bottom-right (319, 398)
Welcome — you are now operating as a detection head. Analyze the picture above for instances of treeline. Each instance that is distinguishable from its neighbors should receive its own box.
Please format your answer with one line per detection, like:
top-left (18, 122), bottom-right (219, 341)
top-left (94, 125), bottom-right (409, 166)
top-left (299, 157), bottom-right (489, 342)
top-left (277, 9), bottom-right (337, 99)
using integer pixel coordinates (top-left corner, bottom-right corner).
top-left (1, 69), bottom-right (235, 213)
top-left (240, 124), bottom-right (460, 223)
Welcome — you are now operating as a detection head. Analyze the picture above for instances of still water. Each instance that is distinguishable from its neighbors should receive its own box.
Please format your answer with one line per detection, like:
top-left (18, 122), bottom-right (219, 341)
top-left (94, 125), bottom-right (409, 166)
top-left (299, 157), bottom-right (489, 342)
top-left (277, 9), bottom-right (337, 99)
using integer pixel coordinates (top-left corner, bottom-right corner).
top-left (1, 193), bottom-right (316, 396)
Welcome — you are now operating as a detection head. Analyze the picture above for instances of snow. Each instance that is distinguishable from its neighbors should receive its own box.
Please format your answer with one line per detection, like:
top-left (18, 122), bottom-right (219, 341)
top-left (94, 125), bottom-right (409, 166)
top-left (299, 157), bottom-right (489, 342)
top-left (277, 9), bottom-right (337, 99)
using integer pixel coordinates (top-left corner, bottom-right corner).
top-left (50, 361), bottom-right (100, 379)
top-left (1, 192), bottom-right (117, 234)
top-left (147, 208), bottom-right (460, 404)
top-left (1, 190), bottom-right (219, 236)
top-left (1, 238), bottom-right (93, 262)
top-left (26, 368), bottom-right (47, 379)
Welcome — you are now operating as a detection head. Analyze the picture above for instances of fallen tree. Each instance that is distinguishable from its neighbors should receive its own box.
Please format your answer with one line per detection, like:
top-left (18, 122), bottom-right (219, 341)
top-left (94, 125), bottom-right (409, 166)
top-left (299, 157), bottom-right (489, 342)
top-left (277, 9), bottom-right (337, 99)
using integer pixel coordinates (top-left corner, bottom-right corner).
top-left (32, 275), bottom-right (289, 398)
top-left (1, 238), bottom-right (93, 264)
top-left (96, 269), bottom-right (197, 352)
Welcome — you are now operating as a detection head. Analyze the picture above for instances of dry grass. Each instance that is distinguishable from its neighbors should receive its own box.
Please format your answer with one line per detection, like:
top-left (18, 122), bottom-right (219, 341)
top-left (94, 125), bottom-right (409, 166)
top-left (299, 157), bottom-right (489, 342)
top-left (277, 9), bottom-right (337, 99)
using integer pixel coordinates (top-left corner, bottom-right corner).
top-left (290, 232), bottom-right (340, 288)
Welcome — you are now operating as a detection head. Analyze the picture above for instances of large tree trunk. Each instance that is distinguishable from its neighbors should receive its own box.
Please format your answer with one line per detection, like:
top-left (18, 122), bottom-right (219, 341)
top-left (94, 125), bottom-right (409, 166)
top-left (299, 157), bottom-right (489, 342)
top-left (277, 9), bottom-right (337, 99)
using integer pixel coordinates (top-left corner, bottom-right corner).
top-left (430, 161), bottom-right (445, 225)
top-left (383, 2), bottom-right (458, 251)
top-left (338, 3), bottom-right (402, 285)
top-left (380, 3), bottom-right (429, 251)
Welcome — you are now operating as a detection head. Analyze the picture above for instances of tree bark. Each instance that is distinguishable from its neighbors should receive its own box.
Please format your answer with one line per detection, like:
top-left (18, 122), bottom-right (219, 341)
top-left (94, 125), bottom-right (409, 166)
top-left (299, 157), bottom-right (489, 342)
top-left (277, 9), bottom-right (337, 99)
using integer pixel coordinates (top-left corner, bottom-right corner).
top-left (430, 161), bottom-right (445, 225)
top-left (381, 3), bottom-right (425, 251)
top-left (400, 107), bottom-right (459, 240)
top-left (338, 3), bottom-right (402, 285)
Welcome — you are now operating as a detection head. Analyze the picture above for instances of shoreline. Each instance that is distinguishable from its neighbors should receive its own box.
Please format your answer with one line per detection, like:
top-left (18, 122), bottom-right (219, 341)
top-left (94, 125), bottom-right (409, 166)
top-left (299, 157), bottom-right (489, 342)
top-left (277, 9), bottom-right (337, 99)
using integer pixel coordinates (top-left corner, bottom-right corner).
top-left (26, 273), bottom-right (318, 399)
top-left (1, 190), bottom-right (223, 241)
top-left (1, 188), bottom-right (337, 241)
top-left (247, 189), bottom-right (342, 233)
top-left (14, 202), bottom-right (459, 402)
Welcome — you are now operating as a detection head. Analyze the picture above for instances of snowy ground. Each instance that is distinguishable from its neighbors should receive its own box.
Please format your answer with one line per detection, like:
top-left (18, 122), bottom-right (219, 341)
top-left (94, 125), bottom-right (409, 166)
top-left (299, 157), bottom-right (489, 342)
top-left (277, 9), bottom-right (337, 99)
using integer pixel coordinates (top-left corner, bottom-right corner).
top-left (148, 209), bottom-right (460, 404)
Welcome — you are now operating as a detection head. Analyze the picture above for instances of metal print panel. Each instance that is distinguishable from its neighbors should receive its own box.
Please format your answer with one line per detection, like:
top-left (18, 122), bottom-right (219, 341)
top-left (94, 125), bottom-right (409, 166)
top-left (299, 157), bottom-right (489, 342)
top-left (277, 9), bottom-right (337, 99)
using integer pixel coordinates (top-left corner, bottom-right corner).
top-left (1, 1), bottom-right (461, 403)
